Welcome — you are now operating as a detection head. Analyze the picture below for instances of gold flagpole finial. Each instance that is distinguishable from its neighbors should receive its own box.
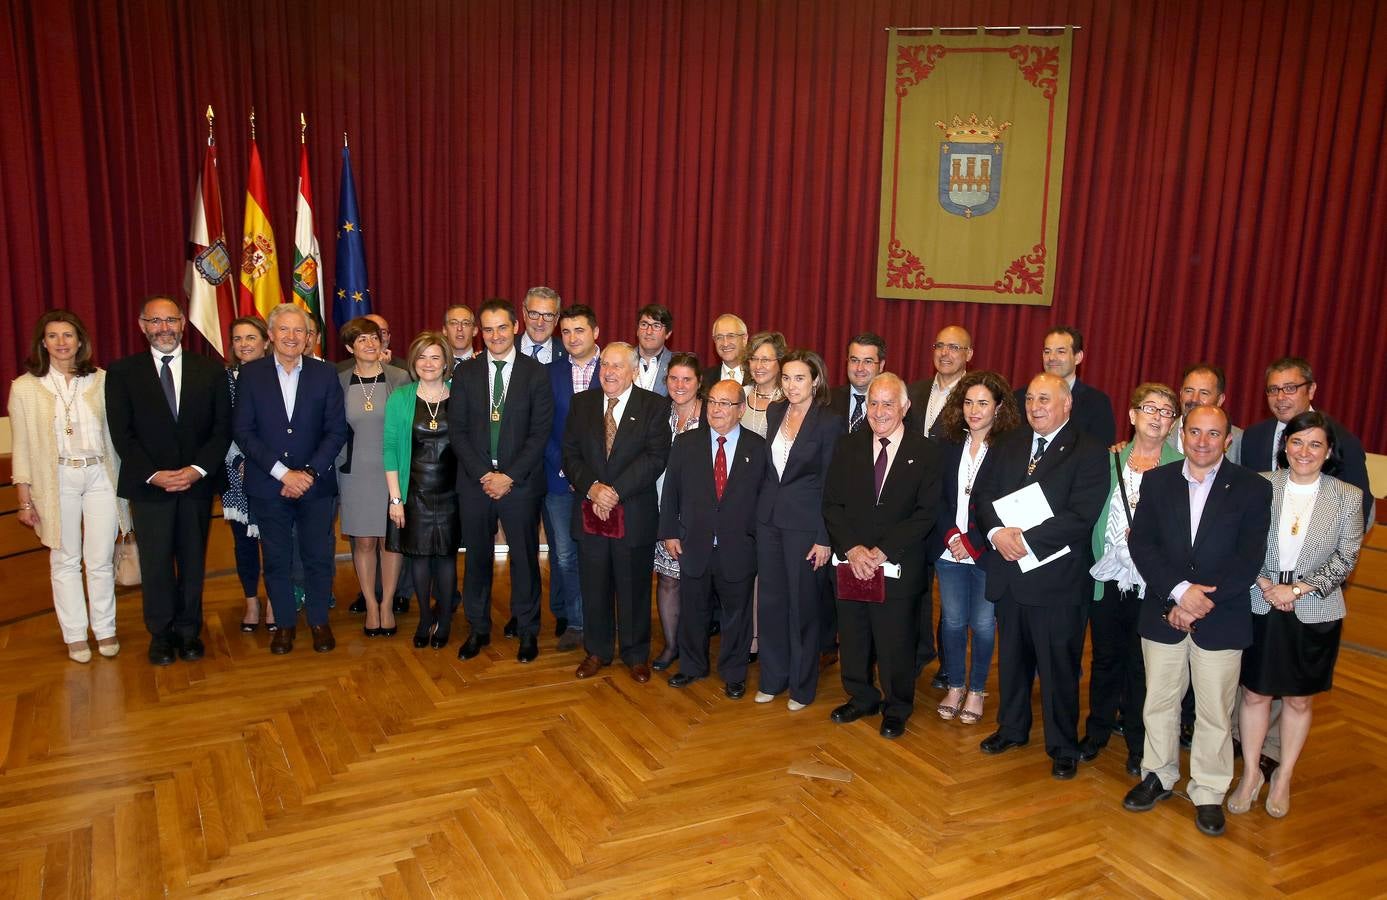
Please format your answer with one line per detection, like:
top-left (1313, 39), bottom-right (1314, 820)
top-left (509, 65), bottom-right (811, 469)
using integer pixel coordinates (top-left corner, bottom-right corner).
top-left (343, 131), bottom-right (349, 149)
top-left (250, 107), bottom-right (256, 142)
top-left (300, 112), bottom-right (307, 144)
top-left (205, 105), bottom-right (215, 146)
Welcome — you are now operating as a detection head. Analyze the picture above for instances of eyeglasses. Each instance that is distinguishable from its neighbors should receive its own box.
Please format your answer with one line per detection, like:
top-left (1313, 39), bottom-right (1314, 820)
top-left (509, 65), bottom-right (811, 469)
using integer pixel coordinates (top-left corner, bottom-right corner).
top-left (933, 342), bottom-right (967, 352)
top-left (1136, 404), bottom-right (1178, 419)
top-left (1265, 382), bottom-right (1309, 397)
top-left (140, 316), bottom-right (183, 327)
top-left (705, 398), bottom-right (744, 410)
top-left (636, 320), bottom-right (666, 331)
top-left (525, 309), bottom-right (557, 323)
top-left (445, 318), bottom-right (474, 328)
top-left (713, 332), bottom-right (746, 343)
top-left (847, 356), bottom-right (880, 366)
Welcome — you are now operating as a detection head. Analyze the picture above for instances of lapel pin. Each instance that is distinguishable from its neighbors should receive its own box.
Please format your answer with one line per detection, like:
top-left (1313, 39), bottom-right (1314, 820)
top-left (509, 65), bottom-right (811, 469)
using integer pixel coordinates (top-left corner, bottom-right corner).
top-left (907, 458), bottom-right (915, 464)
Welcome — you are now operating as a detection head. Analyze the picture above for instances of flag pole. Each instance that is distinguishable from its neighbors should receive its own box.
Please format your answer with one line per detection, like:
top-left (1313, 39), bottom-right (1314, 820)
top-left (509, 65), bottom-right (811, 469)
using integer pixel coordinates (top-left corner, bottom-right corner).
top-left (206, 105), bottom-right (215, 147)
top-left (343, 130), bottom-right (349, 149)
top-left (250, 106), bottom-right (256, 142)
top-left (300, 112), bottom-right (307, 145)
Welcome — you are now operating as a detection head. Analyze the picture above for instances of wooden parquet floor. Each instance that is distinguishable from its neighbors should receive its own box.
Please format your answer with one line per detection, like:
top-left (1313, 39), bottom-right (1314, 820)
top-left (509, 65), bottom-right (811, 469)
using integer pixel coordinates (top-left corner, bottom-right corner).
top-left (2, 551), bottom-right (1387, 899)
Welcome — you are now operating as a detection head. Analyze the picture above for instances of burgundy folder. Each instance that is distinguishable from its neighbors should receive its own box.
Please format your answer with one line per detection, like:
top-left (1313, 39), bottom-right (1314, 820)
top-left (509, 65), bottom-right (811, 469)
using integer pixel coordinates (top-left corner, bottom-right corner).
top-left (836, 563), bottom-right (885, 603)
top-left (582, 499), bottom-right (625, 539)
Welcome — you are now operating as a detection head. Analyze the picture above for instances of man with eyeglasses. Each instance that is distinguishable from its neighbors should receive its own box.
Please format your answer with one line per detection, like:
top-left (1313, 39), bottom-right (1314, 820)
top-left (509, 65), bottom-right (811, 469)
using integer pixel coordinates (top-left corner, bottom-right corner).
top-left (1013, 326), bottom-right (1116, 446)
top-left (444, 303), bottom-right (478, 377)
top-left (1167, 364), bottom-right (1244, 465)
top-left (633, 304), bottom-right (674, 395)
top-left (831, 333), bottom-right (921, 435)
top-left (700, 314), bottom-right (749, 395)
top-left (518, 286), bottom-right (568, 366)
top-left (1242, 356), bottom-right (1373, 528)
top-left (908, 325), bottom-right (973, 439)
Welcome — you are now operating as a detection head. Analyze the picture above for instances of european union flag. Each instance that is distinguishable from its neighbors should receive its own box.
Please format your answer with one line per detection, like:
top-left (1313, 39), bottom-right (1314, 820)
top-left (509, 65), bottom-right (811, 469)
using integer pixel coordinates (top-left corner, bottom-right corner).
top-left (333, 144), bottom-right (371, 330)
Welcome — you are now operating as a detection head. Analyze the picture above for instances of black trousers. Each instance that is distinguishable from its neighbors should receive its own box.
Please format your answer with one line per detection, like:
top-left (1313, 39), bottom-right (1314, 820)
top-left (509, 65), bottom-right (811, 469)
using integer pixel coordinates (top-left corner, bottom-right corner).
top-left (460, 490), bottom-right (541, 637)
top-left (1084, 581), bottom-right (1147, 756)
top-left (756, 524), bottom-right (823, 704)
top-left (227, 517), bottom-right (262, 599)
top-left (580, 534), bottom-right (655, 666)
top-left (677, 550), bottom-right (754, 683)
top-left (131, 493), bottom-right (213, 640)
top-left (994, 593), bottom-right (1087, 760)
top-left (838, 590), bottom-right (921, 720)
top-left (914, 562), bottom-right (938, 673)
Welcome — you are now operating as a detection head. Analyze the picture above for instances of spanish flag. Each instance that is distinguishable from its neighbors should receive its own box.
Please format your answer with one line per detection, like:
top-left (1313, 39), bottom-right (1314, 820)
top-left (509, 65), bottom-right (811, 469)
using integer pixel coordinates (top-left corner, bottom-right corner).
top-left (238, 136), bottom-right (283, 319)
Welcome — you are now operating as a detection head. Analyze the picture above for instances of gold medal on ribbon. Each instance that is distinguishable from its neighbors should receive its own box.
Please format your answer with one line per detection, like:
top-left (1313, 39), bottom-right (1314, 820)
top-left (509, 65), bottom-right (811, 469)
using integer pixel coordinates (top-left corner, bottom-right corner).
top-left (491, 409), bottom-right (501, 422)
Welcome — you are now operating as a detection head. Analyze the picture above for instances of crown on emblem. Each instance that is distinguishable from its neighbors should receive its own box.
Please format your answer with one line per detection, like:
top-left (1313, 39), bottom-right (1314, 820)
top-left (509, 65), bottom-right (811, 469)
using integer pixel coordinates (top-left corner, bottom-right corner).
top-left (935, 114), bottom-right (1012, 143)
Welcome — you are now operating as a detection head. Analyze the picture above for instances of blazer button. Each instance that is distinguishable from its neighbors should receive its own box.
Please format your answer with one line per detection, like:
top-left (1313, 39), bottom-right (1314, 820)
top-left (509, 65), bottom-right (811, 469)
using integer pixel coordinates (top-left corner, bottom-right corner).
top-left (287, 427), bottom-right (293, 434)
top-left (283, 452), bottom-right (289, 458)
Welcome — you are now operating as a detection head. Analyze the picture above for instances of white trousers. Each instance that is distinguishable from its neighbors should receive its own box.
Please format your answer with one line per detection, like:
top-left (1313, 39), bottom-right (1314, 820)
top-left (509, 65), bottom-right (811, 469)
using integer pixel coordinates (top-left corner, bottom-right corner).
top-left (1140, 635), bottom-right (1241, 806)
top-left (49, 464), bottom-right (119, 642)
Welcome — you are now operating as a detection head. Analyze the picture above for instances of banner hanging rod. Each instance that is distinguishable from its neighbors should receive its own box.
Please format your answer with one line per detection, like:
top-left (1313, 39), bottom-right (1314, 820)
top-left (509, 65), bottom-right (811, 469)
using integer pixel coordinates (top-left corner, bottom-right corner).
top-left (885, 25), bottom-right (1081, 32)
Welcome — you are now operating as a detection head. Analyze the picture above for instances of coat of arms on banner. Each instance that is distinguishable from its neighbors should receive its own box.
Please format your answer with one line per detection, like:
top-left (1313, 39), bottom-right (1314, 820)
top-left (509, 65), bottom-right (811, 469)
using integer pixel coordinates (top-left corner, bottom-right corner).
top-left (194, 240), bottom-right (232, 285)
top-left (937, 115), bottom-right (1010, 219)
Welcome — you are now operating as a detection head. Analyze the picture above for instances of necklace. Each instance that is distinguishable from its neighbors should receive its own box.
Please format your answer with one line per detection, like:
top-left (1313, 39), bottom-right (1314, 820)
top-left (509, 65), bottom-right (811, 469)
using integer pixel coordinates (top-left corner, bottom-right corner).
top-left (1286, 485), bottom-right (1317, 536)
top-left (420, 388), bottom-right (447, 431)
top-left (49, 371), bottom-right (80, 436)
top-left (962, 434), bottom-right (988, 495)
top-left (1122, 463), bottom-right (1143, 512)
top-left (352, 372), bottom-right (379, 412)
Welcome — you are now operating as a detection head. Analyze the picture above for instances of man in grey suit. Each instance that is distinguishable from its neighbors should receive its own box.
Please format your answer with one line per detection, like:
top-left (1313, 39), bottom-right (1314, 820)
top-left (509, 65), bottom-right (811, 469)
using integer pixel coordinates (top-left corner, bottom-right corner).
top-left (634, 304), bottom-right (674, 395)
top-left (1169, 364), bottom-right (1244, 465)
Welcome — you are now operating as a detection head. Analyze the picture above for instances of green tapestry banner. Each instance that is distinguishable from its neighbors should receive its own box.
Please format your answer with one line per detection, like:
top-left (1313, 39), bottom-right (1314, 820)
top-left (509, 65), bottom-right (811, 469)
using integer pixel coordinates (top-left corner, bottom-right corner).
top-left (877, 28), bottom-right (1073, 305)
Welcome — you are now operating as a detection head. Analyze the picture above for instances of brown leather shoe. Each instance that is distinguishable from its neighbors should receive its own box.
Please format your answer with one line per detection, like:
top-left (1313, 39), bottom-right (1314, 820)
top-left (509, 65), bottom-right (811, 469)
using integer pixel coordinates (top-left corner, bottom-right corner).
top-left (311, 623), bottom-right (336, 653)
top-left (574, 655), bottom-right (605, 679)
top-left (270, 626), bottom-right (296, 655)
top-left (819, 650), bottom-right (839, 672)
top-left (629, 662), bottom-right (652, 684)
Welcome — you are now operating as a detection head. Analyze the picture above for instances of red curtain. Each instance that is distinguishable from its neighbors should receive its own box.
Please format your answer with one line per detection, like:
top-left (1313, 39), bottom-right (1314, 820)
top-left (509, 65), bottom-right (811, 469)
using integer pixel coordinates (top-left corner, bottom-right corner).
top-left (3, 0), bottom-right (1385, 450)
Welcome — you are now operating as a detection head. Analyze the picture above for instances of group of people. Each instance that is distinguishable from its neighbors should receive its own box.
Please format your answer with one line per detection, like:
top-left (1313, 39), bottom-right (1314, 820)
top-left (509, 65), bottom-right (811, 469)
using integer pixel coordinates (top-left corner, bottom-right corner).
top-left (8, 296), bottom-right (1374, 839)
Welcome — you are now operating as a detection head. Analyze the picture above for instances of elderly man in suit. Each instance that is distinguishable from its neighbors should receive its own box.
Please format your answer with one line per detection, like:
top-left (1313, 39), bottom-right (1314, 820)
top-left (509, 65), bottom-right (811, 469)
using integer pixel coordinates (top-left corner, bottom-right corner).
top-left (563, 342), bottom-right (672, 683)
top-left (448, 298), bottom-right (555, 663)
top-left (661, 379), bottom-right (765, 698)
top-left (1012, 327), bottom-right (1116, 446)
top-left (974, 372), bottom-right (1108, 779)
top-left (907, 325), bottom-right (972, 440)
top-left (1123, 406), bottom-right (1271, 837)
top-left (699, 313), bottom-right (748, 395)
top-left (633, 304), bottom-right (674, 395)
top-left (105, 295), bottom-right (232, 665)
top-left (823, 374), bottom-right (942, 738)
top-left (233, 303), bottom-right (349, 654)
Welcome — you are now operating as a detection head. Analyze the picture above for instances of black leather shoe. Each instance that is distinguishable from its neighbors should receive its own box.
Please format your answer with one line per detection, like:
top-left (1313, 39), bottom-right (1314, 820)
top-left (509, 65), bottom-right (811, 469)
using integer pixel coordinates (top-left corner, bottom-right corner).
top-left (413, 628), bottom-right (430, 649)
top-left (503, 616), bottom-right (518, 639)
top-left (1123, 773), bottom-right (1173, 811)
top-left (517, 635), bottom-right (538, 663)
top-left (707, 620), bottom-right (720, 637)
top-left (651, 651), bottom-right (678, 672)
top-left (980, 732), bottom-right (1028, 755)
top-left (554, 616), bottom-right (568, 638)
top-left (724, 681), bottom-right (746, 700)
top-left (148, 634), bottom-right (176, 666)
top-left (1195, 804), bottom-right (1226, 836)
top-left (1051, 757), bottom-right (1078, 780)
top-left (1112, 718), bottom-right (1127, 736)
top-left (458, 631), bottom-right (490, 660)
top-left (270, 626), bottom-right (296, 655)
top-left (929, 672), bottom-right (949, 691)
top-left (830, 702), bottom-right (880, 724)
top-left (178, 636), bottom-right (205, 661)
top-left (880, 716), bottom-right (906, 739)
top-left (668, 673), bottom-right (703, 688)
top-left (350, 594), bottom-right (367, 614)
top-left (1077, 735), bottom-right (1105, 763)
top-left (1179, 721), bottom-right (1194, 750)
top-left (1126, 753), bottom-right (1142, 777)
top-left (429, 626), bottom-right (451, 650)
top-left (393, 595), bottom-right (409, 615)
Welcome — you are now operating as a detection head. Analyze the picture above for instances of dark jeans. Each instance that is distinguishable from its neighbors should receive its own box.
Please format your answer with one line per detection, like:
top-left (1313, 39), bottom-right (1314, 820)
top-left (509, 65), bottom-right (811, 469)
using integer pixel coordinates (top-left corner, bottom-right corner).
top-left (544, 491), bottom-right (583, 628)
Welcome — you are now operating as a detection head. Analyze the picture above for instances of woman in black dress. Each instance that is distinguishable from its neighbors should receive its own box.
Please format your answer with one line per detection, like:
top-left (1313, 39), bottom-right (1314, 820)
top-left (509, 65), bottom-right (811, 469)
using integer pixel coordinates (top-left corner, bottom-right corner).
top-left (384, 333), bottom-right (462, 649)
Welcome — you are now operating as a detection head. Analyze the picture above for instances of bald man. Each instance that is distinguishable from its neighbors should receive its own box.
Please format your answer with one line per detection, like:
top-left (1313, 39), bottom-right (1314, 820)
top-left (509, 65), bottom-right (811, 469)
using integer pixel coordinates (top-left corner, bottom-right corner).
top-left (699, 314), bottom-right (749, 395)
top-left (907, 325), bottom-right (974, 439)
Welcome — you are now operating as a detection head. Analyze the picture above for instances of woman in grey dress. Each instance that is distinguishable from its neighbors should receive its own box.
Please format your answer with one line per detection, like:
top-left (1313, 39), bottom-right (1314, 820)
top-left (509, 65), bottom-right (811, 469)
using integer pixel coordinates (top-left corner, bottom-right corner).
top-left (338, 317), bottom-right (411, 635)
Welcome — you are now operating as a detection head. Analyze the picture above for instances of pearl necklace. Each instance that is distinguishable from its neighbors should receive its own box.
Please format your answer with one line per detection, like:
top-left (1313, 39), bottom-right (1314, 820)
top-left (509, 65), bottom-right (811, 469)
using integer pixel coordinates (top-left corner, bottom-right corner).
top-left (962, 434), bottom-right (988, 495)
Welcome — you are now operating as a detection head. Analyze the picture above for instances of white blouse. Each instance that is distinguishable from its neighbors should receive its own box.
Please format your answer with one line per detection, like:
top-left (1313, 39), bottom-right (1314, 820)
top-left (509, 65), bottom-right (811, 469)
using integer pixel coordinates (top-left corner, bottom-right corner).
top-left (1276, 477), bottom-right (1320, 572)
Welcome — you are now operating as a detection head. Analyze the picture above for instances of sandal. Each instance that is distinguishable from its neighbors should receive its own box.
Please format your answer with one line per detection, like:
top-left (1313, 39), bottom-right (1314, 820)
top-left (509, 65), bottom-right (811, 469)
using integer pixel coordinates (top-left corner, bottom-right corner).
top-left (959, 690), bottom-right (986, 725)
top-left (937, 686), bottom-right (965, 720)
top-left (240, 597), bottom-right (261, 632)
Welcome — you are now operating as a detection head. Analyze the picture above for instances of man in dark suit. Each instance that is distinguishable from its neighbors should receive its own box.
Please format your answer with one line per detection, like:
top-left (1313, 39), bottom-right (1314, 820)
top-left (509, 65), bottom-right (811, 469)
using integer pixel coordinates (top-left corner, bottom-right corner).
top-left (1241, 356), bottom-right (1374, 527)
top-left (562, 342), bottom-right (672, 683)
top-left (1168, 363), bottom-right (1244, 465)
top-left (1123, 406), bottom-right (1271, 838)
top-left (233, 303), bottom-right (349, 654)
top-left (699, 313), bottom-right (748, 395)
top-left (1012, 326), bottom-right (1116, 446)
top-left (974, 373), bottom-right (1108, 778)
top-left (444, 303), bottom-right (478, 376)
top-left (105, 295), bottom-right (232, 666)
top-left (518, 286), bottom-right (567, 366)
top-left (634, 304), bottom-right (674, 396)
top-left (662, 379), bottom-right (765, 698)
top-left (906, 324), bottom-right (972, 440)
top-left (448, 298), bottom-right (555, 663)
top-left (823, 374), bottom-right (942, 739)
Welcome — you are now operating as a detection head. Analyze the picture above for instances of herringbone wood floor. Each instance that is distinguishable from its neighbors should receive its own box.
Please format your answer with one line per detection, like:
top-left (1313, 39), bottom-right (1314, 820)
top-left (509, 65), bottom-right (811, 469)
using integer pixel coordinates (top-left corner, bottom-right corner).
top-left (2, 538), bottom-right (1386, 898)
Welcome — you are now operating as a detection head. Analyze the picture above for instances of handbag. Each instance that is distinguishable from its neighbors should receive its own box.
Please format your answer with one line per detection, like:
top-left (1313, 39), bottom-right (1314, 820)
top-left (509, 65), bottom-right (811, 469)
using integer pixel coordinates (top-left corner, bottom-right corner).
top-left (114, 531), bottom-right (142, 586)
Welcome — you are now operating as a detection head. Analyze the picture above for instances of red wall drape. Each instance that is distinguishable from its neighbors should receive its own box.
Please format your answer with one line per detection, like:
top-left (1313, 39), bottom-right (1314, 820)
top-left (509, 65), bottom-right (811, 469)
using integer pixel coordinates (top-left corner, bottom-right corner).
top-left (3, 0), bottom-right (1385, 450)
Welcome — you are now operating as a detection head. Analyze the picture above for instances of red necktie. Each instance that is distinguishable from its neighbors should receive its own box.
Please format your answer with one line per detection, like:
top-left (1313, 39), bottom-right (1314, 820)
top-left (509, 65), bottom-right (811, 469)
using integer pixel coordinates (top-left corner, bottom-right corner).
top-left (714, 435), bottom-right (727, 501)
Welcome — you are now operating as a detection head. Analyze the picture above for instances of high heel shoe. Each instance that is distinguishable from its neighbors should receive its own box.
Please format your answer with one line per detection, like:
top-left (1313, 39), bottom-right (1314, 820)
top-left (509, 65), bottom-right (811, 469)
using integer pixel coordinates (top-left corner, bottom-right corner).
top-left (958, 690), bottom-right (987, 725)
top-left (363, 626), bottom-right (382, 637)
top-left (652, 649), bottom-right (678, 671)
top-left (937, 687), bottom-right (965, 721)
top-left (429, 625), bottom-right (451, 650)
top-left (1265, 770), bottom-right (1291, 818)
top-left (379, 624), bottom-right (398, 637)
top-left (413, 625), bottom-right (432, 649)
top-left (1226, 768), bottom-right (1265, 815)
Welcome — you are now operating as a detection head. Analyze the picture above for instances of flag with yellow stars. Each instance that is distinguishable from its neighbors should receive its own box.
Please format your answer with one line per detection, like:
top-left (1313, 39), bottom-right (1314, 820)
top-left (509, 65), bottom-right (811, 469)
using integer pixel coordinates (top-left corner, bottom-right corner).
top-left (333, 142), bottom-right (371, 330)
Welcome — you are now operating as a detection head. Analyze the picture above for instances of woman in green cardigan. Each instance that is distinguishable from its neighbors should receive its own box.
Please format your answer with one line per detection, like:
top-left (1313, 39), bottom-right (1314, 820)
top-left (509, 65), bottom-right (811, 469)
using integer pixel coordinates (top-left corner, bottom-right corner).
top-left (1083, 383), bottom-right (1184, 776)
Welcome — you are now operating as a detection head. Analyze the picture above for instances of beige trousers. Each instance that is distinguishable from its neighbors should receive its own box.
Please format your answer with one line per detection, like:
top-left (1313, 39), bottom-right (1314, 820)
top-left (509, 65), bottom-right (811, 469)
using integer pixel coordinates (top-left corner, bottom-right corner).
top-left (1140, 636), bottom-right (1241, 806)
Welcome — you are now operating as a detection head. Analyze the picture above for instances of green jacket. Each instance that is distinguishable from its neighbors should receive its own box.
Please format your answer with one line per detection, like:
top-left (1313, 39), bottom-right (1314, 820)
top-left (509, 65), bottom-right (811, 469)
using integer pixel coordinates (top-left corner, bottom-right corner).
top-left (1090, 440), bottom-right (1184, 600)
top-left (383, 381), bottom-right (429, 499)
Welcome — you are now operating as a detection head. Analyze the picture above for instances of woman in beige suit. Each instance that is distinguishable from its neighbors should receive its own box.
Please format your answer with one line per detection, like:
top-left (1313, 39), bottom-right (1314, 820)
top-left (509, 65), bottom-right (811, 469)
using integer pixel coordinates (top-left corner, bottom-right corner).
top-left (8, 311), bottom-right (129, 662)
top-left (1228, 411), bottom-right (1364, 819)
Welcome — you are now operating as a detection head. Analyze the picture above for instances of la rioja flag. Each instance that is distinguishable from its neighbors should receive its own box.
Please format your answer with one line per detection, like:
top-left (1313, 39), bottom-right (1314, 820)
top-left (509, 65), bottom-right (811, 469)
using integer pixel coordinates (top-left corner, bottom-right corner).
top-left (292, 131), bottom-right (325, 355)
top-left (184, 109), bottom-right (236, 357)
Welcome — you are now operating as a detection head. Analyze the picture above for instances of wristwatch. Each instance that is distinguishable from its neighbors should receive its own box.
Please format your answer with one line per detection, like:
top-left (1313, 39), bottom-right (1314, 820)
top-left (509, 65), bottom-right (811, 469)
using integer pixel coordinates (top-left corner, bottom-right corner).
top-left (1291, 585), bottom-right (1303, 598)
top-left (302, 465), bottom-right (319, 479)
top-left (389, 497), bottom-right (404, 506)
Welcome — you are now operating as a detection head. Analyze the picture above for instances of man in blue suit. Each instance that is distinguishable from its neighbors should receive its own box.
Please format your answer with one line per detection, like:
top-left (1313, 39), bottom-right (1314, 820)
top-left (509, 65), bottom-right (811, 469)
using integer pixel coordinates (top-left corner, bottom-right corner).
top-left (233, 303), bottom-right (349, 655)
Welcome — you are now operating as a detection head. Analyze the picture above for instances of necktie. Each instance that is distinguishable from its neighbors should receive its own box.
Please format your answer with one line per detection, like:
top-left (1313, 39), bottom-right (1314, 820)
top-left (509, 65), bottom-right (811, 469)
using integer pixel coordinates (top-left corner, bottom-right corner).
top-left (605, 396), bottom-right (619, 456)
top-left (849, 393), bottom-right (865, 433)
top-left (160, 355), bottom-right (178, 418)
top-left (489, 360), bottom-right (505, 458)
top-left (714, 435), bottom-right (728, 501)
top-left (874, 437), bottom-right (889, 499)
top-left (530, 342), bottom-right (542, 359)
top-left (1027, 436), bottom-right (1048, 476)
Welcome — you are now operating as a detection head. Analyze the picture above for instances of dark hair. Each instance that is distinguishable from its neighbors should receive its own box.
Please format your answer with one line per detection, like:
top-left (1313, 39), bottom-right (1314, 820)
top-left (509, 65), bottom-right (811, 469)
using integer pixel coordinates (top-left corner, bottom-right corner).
top-left (478, 297), bottom-right (517, 324)
top-left (636, 304), bottom-right (673, 330)
top-left (667, 351), bottom-right (701, 377)
top-left (1264, 356), bottom-right (1314, 384)
top-left (846, 332), bottom-right (887, 362)
top-left (1045, 325), bottom-right (1084, 354)
top-left (339, 316), bottom-right (382, 348)
top-left (1276, 410), bottom-right (1341, 475)
top-left (406, 331), bottom-right (454, 378)
top-left (559, 303), bottom-right (599, 329)
top-left (1180, 362), bottom-right (1226, 396)
top-left (780, 349), bottom-right (831, 406)
top-left (24, 310), bottom-right (97, 377)
top-left (227, 316), bottom-right (269, 370)
top-left (937, 370), bottom-right (1020, 444)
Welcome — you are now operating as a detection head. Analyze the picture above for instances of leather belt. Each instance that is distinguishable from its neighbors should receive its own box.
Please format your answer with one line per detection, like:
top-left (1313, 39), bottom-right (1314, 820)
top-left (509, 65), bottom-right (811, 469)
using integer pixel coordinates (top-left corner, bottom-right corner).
top-left (58, 456), bottom-right (103, 468)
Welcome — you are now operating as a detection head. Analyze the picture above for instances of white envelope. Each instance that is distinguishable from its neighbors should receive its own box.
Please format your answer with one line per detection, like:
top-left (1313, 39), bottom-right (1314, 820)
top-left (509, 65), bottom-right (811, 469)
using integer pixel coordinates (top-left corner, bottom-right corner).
top-left (992, 482), bottom-right (1071, 573)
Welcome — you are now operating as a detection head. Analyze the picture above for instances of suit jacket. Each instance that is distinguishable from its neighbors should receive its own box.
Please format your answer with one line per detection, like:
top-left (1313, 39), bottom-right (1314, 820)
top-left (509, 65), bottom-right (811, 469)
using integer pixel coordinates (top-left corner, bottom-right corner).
top-left (544, 355), bottom-right (602, 494)
top-left (700, 363), bottom-right (744, 397)
top-left (520, 336), bottom-right (567, 366)
top-left (832, 384), bottom-right (924, 435)
top-left (638, 347), bottom-right (673, 396)
top-left (904, 379), bottom-right (948, 440)
top-left (232, 355), bottom-right (348, 500)
top-left (1250, 470), bottom-right (1363, 622)
top-left (926, 437), bottom-right (997, 562)
top-left (756, 401), bottom-right (843, 545)
top-left (658, 427), bottom-right (766, 579)
top-left (1168, 418), bottom-right (1243, 466)
top-left (447, 351), bottom-right (554, 497)
top-left (822, 427), bottom-right (942, 599)
top-left (1241, 414), bottom-right (1374, 528)
top-left (105, 350), bottom-right (232, 501)
top-left (562, 386), bottom-right (672, 544)
top-left (973, 422), bottom-right (1109, 604)
top-left (1129, 459), bottom-right (1271, 650)
top-left (1014, 378), bottom-right (1116, 446)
